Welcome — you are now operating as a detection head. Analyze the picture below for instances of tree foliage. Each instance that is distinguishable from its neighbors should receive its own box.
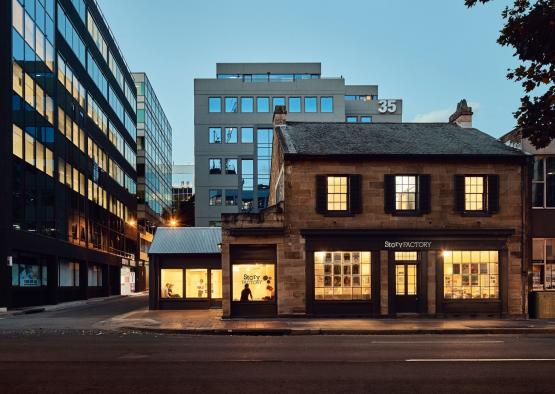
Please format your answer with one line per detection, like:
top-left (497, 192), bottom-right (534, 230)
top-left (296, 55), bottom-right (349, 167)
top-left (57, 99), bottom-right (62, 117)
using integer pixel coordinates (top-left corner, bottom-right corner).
top-left (466, 0), bottom-right (555, 148)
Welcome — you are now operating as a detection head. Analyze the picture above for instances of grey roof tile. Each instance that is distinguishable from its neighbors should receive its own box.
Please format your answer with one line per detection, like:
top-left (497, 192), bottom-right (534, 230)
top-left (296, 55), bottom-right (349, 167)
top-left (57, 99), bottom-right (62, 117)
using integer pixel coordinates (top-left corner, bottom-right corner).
top-left (280, 122), bottom-right (523, 157)
top-left (149, 227), bottom-right (221, 255)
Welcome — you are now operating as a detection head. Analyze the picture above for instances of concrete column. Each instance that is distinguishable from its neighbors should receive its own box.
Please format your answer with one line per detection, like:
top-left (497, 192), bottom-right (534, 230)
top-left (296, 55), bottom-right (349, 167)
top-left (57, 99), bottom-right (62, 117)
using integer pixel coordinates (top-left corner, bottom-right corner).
top-left (427, 251), bottom-right (437, 315)
top-left (380, 250), bottom-right (389, 316)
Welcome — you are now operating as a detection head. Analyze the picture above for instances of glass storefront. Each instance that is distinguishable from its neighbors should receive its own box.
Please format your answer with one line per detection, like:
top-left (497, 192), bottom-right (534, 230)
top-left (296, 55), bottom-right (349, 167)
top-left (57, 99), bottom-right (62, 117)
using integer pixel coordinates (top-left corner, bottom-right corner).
top-left (211, 269), bottom-right (222, 299)
top-left (532, 239), bottom-right (555, 291)
top-left (232, 264), bottom-right (275, 302)
top-left (314, 252), bottom-right (371, 300)
top-left (11, 264), bottom-right (46, 287)
top-left (443, 251), bottom-right (499, 299)
top-left (160, 268), bottom-right (183, 298)
top-left (185, 269), bottom-right (208, 298)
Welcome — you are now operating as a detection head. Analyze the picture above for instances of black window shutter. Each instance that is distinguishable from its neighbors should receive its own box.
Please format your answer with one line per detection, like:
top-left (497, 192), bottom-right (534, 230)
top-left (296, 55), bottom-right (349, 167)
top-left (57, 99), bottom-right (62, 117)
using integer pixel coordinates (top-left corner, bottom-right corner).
top-left (419, 175), bottom-right (431, 214)
top-left (488, 175), bottom-right (500, 213)
top-left (454, 175), bottom-right (465, 212)
top-left (315, 175), bottom-right (327, 214)
top-left (349, 174), bottom-right (362, 214)
top-left (384, 175), bottom-right (395, 214)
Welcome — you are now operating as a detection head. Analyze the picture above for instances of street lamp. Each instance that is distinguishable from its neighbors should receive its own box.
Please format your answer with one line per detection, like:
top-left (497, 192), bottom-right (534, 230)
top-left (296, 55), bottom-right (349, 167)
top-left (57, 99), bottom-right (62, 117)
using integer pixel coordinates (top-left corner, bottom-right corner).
top-left (169, 218), bottom-right (178, 227)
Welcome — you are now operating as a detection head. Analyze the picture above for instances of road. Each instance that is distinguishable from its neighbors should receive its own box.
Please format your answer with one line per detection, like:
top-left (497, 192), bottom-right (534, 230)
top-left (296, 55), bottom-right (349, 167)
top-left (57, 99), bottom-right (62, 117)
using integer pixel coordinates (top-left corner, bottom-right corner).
top-left (0, 296), bottom-right (555, 393)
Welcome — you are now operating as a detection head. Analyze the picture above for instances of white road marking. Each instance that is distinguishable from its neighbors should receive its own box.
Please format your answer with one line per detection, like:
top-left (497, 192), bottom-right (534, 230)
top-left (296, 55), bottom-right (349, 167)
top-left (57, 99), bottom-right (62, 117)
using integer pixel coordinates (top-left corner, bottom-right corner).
top-left (406, 359), bottom-right (555, 362)
top-left (372, 340), bottom-right (504, 344)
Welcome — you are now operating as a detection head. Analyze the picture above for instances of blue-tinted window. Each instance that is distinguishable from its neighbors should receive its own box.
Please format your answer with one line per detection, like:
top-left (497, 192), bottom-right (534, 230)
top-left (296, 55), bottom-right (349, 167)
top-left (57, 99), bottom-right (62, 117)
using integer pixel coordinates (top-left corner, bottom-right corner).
top-left (273, 97), bottom-right (285, 111)
top-left (209, 127), bottom-right (221, 144)
top-left (225, 97), bottom-right (238, 113)
top-left (241, 127), bottom-right (253, 143)
top-left (225, 159), bottom-right (237, 175)
top-left (209, 189), bottom-right (222, 206)
top-left (209, 159), bottom-right (221, 174)
top-left (288, 97), bottom-right (301, 113)
top-left (252, 74), bottom-right (268, 83)
top-left (270, 74), bottom-right (293, 82)
top-left (225, 190), bottom-right (238, 206)
top-left (12, 30), bottom-right (24, 61)
top-left (321, 97), bottom-right (333, 113)
top-left (360, 116), bottom-right (372, 123)
top-left (241, 97), bottom-right (253, 113)
top-left (304, 97), bottom-right (317, 113)
top-left (346, 116), bottom-right (357, 123)
top-left (257, 97), bottom-right (269, 113)
top-left (225, 127), bottom-right (237, 143)
top-left (208, 97), bottom-right (221, 112)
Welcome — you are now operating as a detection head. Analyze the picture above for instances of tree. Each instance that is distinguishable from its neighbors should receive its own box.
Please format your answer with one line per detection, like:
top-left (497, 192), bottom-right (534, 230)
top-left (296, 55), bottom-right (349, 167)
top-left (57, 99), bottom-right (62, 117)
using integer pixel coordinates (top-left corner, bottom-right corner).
top-left (466, 0), bottom-right (555, 148)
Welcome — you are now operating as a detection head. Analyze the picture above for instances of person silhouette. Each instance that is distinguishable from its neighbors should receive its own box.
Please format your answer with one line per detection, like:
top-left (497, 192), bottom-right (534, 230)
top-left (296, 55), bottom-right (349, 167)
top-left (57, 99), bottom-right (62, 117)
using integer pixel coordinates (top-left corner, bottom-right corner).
top-left (240, 283), bottom-right (253, 301)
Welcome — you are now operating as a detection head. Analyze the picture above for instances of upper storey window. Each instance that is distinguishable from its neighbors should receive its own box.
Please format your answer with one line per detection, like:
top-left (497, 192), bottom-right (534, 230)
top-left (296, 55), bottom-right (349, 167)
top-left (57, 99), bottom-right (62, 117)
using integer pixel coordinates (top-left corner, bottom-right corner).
top-left (208, 97), bottom-right (221, 113)
top-left (454, 175), bottom-right (499, 215)
top-left (532, 157), bottom-right (555, 208)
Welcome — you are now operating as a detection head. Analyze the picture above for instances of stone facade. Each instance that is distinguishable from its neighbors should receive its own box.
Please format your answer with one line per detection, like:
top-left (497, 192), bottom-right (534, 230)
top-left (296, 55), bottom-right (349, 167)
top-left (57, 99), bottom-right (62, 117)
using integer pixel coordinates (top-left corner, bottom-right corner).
top-left (222, 119), bottom-right (528, 318)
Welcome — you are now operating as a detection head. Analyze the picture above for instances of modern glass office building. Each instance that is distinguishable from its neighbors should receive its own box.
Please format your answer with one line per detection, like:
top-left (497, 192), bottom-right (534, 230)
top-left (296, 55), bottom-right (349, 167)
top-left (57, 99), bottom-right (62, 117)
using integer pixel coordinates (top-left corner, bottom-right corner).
top-left (1, 0), bottom-right (138, 309)
top-left (194, 63), bottom-right (403, 227)
top-left (132, 72), bottom-right (172, 290)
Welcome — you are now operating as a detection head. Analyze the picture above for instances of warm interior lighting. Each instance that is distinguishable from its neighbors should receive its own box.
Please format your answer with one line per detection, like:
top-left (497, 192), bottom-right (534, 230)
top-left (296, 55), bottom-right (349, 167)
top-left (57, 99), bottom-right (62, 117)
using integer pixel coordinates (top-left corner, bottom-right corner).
top-left (442, 250), bottom-right (451, 258)
top-left (127, 219), bottom-right (136, 226)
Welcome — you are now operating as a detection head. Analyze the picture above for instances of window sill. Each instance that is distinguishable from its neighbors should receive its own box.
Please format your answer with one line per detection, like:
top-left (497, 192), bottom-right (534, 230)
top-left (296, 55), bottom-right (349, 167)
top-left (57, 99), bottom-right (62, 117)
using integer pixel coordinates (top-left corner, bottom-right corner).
top-left (461, 211), bottom-right (493, 217)
top-left (391, 210), bottom-right (422, 217)
top-left (323, 212), bottom-right (355, 217)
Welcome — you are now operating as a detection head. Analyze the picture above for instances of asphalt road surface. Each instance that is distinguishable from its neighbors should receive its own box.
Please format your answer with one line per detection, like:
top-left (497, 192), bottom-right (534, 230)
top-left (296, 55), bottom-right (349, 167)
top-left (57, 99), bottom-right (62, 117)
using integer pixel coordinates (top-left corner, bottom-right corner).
top-left (1, 332), bottom-right (555, 393)
top-left (1, 297), bottom-right (555, 393)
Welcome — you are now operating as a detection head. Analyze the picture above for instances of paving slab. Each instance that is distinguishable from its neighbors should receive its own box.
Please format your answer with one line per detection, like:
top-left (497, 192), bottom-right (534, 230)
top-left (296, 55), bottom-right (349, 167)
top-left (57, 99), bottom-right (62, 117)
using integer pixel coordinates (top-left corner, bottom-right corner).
top-left (95, 308), bottom-right (555, 335)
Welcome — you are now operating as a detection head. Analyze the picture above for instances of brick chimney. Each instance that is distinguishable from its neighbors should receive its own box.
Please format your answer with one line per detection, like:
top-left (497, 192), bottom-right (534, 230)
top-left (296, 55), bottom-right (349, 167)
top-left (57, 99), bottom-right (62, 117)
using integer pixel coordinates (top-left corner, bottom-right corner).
top-left (449, 99), bottom-right (473, 128)
top-left (273, 105), bottom-right (287, 127)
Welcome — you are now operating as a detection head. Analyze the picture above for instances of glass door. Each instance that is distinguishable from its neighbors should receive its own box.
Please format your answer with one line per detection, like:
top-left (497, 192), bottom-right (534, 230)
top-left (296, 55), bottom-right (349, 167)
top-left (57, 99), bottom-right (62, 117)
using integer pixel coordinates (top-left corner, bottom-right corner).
top-left (394, 252), bottom-right (419, 313)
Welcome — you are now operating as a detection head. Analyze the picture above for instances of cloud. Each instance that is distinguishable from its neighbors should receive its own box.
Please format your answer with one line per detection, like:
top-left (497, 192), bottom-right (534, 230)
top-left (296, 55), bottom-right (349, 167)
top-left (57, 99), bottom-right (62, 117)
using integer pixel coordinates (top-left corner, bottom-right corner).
top-left (412, 102), bottom-right (480, 123)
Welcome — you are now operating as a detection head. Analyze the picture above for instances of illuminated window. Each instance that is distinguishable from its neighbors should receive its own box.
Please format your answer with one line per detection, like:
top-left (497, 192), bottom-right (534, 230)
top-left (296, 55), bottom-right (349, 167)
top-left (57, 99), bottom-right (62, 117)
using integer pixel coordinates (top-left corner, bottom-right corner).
top-left (12, 125), bottom-right (23, 159)
top-left (232, 264), bottom-right (275, 302)
top-left (12, 0), bottom-right (24, 35)
top-left (160, 269), bottom-right (183, 298)
top-left (45, 148), bottom-right (53, 177)
top-left (35, 141), bottom-right (44, 172)
top-left (24, 73), bottom-right (34, 107)
top-left (185, 269), bottom-right (208, 298)
top-left (314, 252), bottom-right (371, 300)
top-left (395, 176), bottom-right (417, 211)
top-left (327, 176), bottom-right (348, 211)
top-left (58, 158), bottom-right (65, 184)
top-left (464, 176), bottom-right (485, 211)
top-left (13, 61), bottom-right (23, 97)
top-left (24, 132), bottom-right (34, 165)
top-left (211, 269), bottom-right (222, 299)
top-left (443, 251), bottom-right (499, 299)
top-left (532, 239), bottom-right (555, 291)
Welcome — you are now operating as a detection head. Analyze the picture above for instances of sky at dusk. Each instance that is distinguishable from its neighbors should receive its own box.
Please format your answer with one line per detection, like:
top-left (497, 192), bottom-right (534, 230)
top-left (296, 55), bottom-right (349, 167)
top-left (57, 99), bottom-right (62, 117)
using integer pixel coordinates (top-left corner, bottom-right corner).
top-left (97, 0), bottom-right (519, 164)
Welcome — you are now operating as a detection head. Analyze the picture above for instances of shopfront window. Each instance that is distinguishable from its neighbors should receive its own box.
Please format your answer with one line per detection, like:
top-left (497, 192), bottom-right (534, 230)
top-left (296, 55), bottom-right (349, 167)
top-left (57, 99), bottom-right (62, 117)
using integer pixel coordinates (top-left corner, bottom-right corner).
top-left (185, 269), bottom-right (208, 298)
top-left (161, 269), bottom-right (183, 298)
top-left (211, 269), bottom-right (222, 299)
top-left (314, 252), bottom-right (371, 300)
top-left (11, 263), bottom-right (46, 287)
top-left (88, 265), bottom-right (102, 287)
top-left (443, 251), bottom-right (498, 299)
top-left (232, 264), bottom-right (275, 302)
top-left (59, 261), bottom-right (79, 287)
top-left (532, 239), bottom-right (555, 291)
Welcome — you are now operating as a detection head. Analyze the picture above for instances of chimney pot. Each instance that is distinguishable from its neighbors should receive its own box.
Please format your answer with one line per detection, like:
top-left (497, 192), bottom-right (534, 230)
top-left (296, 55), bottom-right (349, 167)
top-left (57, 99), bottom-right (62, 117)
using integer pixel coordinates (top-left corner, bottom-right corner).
top-left (449, 99), bottom-right (473, 128)
top-left (273, 105), bottom-right (287, 126)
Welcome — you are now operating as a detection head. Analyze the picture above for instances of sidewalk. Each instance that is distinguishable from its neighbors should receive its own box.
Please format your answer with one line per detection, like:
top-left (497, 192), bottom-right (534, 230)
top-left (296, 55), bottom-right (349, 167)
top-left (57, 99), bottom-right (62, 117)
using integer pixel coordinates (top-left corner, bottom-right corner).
top-left (99, 308), bottom-right (555, 335)
top-left (0, 292), bottom-right (147, 317)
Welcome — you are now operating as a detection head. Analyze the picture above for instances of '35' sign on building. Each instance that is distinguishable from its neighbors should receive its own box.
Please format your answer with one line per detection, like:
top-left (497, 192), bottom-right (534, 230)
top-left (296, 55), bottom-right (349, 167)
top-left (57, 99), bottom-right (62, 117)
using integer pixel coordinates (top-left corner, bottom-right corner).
top-left (378, 99), bottom-right (397, 113)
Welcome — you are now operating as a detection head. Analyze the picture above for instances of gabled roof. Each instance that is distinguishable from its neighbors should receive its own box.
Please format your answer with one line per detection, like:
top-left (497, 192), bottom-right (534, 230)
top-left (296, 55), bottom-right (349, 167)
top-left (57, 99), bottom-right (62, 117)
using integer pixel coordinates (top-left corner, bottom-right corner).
top-left (149, 227), bottom-right (221, 255)
top-left (278, 122), bottom-right (524, 157)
